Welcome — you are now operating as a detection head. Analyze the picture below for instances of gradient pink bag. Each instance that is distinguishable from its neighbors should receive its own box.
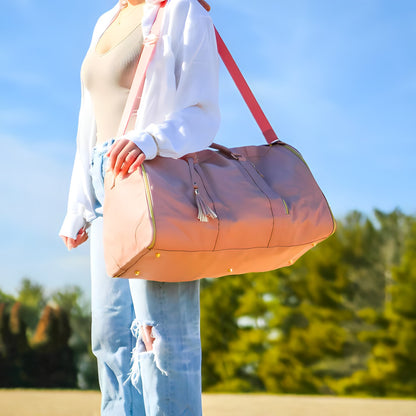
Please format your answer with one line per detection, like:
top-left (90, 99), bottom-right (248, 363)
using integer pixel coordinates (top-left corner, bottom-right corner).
top-left (103, 3), bottom-right (336, 281)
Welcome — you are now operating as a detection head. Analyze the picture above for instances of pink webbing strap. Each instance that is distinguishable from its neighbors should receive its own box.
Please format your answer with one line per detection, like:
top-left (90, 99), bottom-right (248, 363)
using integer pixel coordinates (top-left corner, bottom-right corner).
top-left (120, 1), bottom-right (278, 145)
top-left (117, 1), bottom-right (167, 136)
top-left (214, 28), bottom-right (279, 144)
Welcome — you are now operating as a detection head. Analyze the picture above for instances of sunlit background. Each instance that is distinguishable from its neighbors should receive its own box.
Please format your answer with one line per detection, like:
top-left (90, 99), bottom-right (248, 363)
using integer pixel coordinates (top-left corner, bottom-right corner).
top-left (1, 0), bottom-right (416, 401)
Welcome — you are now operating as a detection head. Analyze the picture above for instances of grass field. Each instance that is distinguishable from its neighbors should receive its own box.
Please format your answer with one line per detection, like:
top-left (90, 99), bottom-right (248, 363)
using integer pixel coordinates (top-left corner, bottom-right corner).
top-left (1, 390), bottom-right (415, 416)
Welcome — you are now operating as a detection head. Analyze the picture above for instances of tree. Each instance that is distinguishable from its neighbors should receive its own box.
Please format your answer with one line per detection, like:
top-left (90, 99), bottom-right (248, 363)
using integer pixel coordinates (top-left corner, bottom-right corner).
top-left (0, 290), bottom-right (15, 306)
top-left (257, 230), bottom-right (354, 394)
top-left (200, 275), bottom-right (248, 390)
top-left (31, 304), bottom-right (77, 388)
top-left (0, 303), bottom-right (13, 387)
top-left (9, 302), bottom-right (33, 386)
top-left (16, 278), bottom-right (46, 336)
top-left (51, 286), bottom-right (98, 389)
top-left (339, 218), bottom-right (416, 397)
top-left (203, 272), bottom-right (277, 392)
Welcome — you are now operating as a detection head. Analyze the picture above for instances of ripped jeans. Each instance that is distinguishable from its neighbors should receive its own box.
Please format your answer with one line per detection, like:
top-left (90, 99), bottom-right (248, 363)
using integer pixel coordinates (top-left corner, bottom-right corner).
top-left (89, 140), bottom-right (202, 416)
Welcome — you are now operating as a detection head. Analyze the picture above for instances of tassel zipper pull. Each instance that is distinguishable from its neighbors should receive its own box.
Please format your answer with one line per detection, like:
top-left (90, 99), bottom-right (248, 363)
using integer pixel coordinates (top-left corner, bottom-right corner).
top-left (193, 182), bottom-right (217, 222)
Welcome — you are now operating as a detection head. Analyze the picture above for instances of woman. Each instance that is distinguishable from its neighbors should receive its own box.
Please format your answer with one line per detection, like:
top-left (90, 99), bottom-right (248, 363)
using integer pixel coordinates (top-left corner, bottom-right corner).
top-left (59, 0), bottom-right (220, 414)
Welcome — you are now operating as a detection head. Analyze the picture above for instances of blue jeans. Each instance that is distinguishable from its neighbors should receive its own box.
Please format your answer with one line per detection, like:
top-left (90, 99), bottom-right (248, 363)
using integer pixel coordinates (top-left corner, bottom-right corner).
top-left (89, 140), bottom-right (202, 415)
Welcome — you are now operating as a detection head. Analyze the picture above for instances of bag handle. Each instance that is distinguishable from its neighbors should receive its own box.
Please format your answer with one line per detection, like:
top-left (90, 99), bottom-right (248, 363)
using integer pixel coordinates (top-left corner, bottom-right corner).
top-left (118, 0), bottom-right (279, 144)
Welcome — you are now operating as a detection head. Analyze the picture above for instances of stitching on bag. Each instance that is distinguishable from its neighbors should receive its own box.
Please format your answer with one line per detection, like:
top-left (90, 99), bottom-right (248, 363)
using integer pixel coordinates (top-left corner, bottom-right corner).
top-left (115, 249), bottom-right (153, 277)
top-left (115, 230), bottom-right (334, 278)
top-left (239, 153), bottom-right (291, 218)
top-left (116, 232), bottom-right (332, 278)
top-left (136, 236), bottom-right (331, 253)
top-left (234, 159), bottom-right (275, 247)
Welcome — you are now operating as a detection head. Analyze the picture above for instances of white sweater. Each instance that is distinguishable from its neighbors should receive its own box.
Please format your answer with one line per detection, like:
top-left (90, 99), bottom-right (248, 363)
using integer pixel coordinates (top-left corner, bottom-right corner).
top-left (60, 0), bottom-right (220, 239)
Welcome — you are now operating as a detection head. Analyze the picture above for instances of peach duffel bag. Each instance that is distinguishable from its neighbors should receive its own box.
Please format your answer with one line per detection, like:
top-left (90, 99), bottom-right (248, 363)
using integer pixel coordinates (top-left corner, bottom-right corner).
top-left (103, 3), bottom-right (336, 281)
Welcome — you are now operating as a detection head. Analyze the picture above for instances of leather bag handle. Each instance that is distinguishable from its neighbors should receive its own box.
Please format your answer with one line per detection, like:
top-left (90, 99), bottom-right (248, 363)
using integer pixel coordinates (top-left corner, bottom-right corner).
top-left (118, 0), bottom-right (279, 146)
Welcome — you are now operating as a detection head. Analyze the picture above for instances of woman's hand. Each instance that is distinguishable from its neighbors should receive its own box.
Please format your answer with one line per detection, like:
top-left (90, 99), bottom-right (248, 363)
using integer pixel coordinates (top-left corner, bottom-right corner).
top-left (60, 227), bottom-right (89, 251)
top-left (107, 139), bottom-right (146, 178)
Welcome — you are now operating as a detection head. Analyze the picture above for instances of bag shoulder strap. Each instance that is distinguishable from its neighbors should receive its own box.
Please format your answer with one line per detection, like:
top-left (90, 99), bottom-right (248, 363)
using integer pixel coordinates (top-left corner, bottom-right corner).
top-left (119, 1), bottom-right (279, 144)
top-left (214, 29), bottom-right (279, 144)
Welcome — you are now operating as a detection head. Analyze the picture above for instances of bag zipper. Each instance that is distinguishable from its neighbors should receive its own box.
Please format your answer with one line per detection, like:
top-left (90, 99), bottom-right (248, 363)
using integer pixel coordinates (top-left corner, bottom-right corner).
top-left (141, 164), bottom-right (156, 249)
top-left (282, 143), bottom-right (308, 166)
top-left (282, 199), bottom-right (289, 215)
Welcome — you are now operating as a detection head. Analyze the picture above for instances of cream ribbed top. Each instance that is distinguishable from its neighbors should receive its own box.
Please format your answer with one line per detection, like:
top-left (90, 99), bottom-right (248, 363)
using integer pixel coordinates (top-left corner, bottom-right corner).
top-left (81, 23), bottom-right (143, 145)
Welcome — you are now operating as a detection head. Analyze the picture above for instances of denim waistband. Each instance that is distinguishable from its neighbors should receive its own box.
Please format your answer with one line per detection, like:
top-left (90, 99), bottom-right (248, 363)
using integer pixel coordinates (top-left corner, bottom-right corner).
top-left (91, 138), bottom-right (116, 161)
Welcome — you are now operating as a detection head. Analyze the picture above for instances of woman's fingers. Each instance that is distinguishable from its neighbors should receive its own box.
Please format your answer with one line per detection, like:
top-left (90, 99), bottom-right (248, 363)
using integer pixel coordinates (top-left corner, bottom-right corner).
top-left (113, 145), bottom-right (131, 176)
top-left (60, 228), bottom-right (88, 251)
top-left (60, 235), bottom-right (71, 249)
top-left (60, 235), bottom-right (76, 250)
top-left (75, 228), bottom-right (89, 246)
top-left (128, 153), bottom-right (146, 173)
top-left (107, 139), bottom-right (129, 172)
top-left (107, 139), bottom-right (145, 178)
top-left (120, 148), bottom-right (140, 177)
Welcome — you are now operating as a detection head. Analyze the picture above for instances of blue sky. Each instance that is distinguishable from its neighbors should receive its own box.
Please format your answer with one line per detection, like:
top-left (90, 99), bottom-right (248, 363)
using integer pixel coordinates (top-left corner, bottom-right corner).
top-left (1, 0), bottom-right (415, 295)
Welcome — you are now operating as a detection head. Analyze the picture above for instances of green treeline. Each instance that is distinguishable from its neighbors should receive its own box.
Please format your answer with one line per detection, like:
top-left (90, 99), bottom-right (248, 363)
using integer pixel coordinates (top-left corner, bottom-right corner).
top-left (0, 282), bottom-right (96, 389)
top-left (201, 209), bottom-right (416, 396)
top-left (1, 209), bottom-right (415, 396)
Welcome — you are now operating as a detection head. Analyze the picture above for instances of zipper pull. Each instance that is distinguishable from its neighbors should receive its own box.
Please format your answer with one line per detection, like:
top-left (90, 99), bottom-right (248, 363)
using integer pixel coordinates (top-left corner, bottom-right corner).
top-left (193, 182), bottom-right (217, 222)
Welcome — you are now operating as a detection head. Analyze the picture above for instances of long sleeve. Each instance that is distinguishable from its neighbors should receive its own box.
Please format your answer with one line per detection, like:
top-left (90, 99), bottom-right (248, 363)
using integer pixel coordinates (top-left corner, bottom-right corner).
top-left (59, 145), bottom-right (90, 238)
top-left (59, 7), bottom-right (119, 239)
top-left (59, 85), bottom-right (98, 239)
top-left (127, 1), bottom-right (220, 159)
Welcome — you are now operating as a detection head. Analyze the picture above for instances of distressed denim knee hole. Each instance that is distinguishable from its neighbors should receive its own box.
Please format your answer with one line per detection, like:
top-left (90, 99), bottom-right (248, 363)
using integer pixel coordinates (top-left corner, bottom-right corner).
top-left (141, 325), bottom-right (155, 351)
top-left (127, 319), bottom-right (168, 388)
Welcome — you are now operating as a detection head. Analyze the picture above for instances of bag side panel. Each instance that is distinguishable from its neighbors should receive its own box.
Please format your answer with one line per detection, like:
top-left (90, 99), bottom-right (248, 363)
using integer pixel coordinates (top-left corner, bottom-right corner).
top-left (241, 145), bottom-right (335, 246)
top-left (103, 169), bottom-right (153, 276)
